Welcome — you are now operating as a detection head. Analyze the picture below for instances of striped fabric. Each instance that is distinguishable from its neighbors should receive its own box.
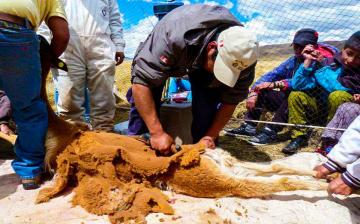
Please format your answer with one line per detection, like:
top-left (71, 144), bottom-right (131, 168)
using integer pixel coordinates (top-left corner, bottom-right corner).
top-left (342, 171), bottom-right (360, 189)
top-left (323, 158), bottom-right (346, 173)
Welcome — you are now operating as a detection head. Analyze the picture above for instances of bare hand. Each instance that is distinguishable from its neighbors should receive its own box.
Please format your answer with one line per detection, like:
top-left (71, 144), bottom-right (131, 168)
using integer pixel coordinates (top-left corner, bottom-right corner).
top-left (246, 93), bottom-right (258, 111)
top-left (115, 51), bottom-right (125, 66)
top-left (0, 123), bottom-right (14, 135)
top-left (302, 44), bottom-right (323, 61)
top-left (302, 44), bottom-right (315, 59)
top-left (328, 176), bottom-right (353, 195)
top-left (254, 82), bottom-right (274, 92)
top-left (150, 131), bottom-right (174, 154)
top-left (353, 94), bottom-right (360, 103)
top-left (314, 165), bottom-right (331, 179)
top-left (199, 136), bottom-right (216, 149)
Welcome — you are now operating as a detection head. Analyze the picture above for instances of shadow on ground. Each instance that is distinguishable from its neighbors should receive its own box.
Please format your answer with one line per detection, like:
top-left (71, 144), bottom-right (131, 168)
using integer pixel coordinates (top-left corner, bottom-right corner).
top-left (219, 136), bottom-right (272, 162)
top-left (0, 139), bottom-right (15, 160)
top-left (0, 173), bottom-right (19, 200)
top-left (328, 195), bottom-right (360, 224)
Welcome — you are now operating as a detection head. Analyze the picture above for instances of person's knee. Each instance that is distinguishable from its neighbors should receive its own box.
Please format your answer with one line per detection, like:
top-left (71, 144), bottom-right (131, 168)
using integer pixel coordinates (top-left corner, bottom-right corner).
top-left (328, 90), bottom-right (351, 104)
top-left (336, 102), bottom-right (353, 114)
top-left (328, 90), bottom-right (342, 101)
top-left (288, 91), bottom-right (307, 105)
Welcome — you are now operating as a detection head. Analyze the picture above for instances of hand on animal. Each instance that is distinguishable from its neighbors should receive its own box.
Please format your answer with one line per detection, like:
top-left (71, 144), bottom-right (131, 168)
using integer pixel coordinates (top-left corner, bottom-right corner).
top-left (353, 94), bottom-right (360, 103)
top-left (246, 92), bottom-right (258, 111)
top-left (115, 51), bottom-right (125, 65)
top-left (150, 131), bottom-right (174, 154)
top-left (199, 136), bottom-right (216, 149)
top-left (328, 176), bottom-right (353, 195)
top-left (314, 164), bottom-right (332, 179)
top-left (0, 123), bottom-right (14, 135)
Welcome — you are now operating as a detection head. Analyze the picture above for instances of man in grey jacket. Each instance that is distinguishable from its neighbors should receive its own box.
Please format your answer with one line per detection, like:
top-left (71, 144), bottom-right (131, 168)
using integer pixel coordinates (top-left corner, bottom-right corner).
top-left (128, 4), bottom-right (259, 153)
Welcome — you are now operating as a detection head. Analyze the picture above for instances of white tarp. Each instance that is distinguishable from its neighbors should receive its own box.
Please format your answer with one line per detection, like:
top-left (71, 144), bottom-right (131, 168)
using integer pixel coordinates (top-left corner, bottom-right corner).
top-left (1, 151), bottom-right (360, 224)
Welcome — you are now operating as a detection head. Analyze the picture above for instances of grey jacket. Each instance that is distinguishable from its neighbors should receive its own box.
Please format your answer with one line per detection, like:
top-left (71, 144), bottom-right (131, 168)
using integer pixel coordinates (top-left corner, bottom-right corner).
top-left (0, 90), bottom-right (11, 125)
top-left (131, 4), bottom-right (255, 104)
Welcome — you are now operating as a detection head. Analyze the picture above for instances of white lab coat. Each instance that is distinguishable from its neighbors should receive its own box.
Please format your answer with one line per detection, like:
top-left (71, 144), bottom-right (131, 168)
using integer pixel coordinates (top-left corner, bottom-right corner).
top-left (39, 0), bottom-right (125, 131)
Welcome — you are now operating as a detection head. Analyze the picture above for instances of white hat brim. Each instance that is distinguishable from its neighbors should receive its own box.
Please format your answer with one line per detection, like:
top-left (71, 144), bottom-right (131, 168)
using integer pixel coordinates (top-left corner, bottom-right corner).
top-left (213, 54), bottom-right (240, 88)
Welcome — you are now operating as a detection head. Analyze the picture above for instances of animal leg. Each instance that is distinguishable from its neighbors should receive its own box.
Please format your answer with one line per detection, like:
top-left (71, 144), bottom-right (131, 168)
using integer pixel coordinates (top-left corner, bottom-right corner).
top-left (167, 157), bottom-right (327, 198)
top-left (238, 162), bottom-right (317, 177)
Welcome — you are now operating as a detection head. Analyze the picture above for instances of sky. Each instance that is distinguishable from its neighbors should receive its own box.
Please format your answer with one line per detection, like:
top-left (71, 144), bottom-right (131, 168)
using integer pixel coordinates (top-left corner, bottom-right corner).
top-left (118, 0), bottom-right (360, 58)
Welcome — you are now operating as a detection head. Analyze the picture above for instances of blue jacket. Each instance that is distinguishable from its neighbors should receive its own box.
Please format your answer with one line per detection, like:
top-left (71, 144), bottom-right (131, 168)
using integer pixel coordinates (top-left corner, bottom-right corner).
top-left (291, 63), bottom-right (349, 93)
top-left (251, 56), bottom-right (299, 90)
top-left (251, 43), bottom-right (339, 91)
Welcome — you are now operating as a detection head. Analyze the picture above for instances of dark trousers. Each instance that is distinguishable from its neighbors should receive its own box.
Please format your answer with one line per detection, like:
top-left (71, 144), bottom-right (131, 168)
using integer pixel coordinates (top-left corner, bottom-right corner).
top-left (0, 24), bottom-right (48, 178)
top-left (126, 86), bottom-right (164, 135)
top-left (127, 70), bottom-right (221, 143)
top-left (189, 72), bottom-right (221, 143)
top-left (244, 90), bottom-right (288, 132)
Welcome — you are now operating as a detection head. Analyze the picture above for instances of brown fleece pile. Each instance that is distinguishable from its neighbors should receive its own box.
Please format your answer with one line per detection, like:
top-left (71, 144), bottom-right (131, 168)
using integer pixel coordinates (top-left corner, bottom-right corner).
top-left (36, 131), bottom-right (327, 223)
top-left (36, 131), bottom-right (206, 223)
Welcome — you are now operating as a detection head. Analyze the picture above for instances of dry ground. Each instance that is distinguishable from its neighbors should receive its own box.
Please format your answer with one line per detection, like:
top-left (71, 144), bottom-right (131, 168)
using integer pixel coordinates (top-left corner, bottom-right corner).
top-left (45, 55), bottom-right (320, 162)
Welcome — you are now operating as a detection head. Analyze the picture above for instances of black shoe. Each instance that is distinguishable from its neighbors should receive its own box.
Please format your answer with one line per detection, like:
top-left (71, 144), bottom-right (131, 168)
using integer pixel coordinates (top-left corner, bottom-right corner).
top-left (282, 136), bottom-right (308, 155)
top-left (248, 128), bottom-right (277, 145)
top-left (21, 175), bottom-right (42, 190)
top-left (224, 123), bottom-right (256, 137)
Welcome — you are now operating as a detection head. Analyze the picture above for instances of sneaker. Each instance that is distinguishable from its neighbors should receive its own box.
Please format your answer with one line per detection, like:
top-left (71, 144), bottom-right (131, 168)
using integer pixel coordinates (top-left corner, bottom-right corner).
top-left (21, 175), bottom-right (42, 190)
top-left (248, 127), bottom-right (277, 145)
top-left (282, 136), bottom-right (308, 155)
top-left (224, 123), bottom-right (256, 137)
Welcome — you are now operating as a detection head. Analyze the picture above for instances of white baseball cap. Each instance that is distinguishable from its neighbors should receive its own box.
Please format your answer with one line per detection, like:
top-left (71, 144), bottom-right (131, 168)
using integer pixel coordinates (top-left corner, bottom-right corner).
top-left (214, 26), bottom-right (259, 87)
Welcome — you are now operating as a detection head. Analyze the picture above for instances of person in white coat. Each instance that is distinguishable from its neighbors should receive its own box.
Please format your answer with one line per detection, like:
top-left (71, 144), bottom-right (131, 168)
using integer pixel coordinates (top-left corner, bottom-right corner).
top-left (315, 114), bottom-right (360, 195)
top-left (48, 0), bottom-right (125, 131)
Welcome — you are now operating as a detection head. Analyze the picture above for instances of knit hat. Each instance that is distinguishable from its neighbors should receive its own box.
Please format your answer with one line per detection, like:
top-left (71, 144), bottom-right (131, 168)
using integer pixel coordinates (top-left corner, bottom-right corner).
top-left (292, 28), bottom-right (318, 46)
top-left (214, 26), bottom-right (259, 88)
top-left (345, 31), bottom-right (360, 50)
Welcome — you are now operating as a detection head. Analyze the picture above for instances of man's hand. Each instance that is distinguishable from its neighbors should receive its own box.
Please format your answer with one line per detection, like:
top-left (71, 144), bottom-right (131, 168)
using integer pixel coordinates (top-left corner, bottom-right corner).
top-left (199, 136), bottom-right (216, 149)
top-left (0, 123), bottom-right (14, 135)
top-left (132, 84), bottom-right (171, 153)
top-left (314, 164), bottom-right (332, 179)
top-left (328, 176), bottom-right (353, 195)
top-left (115, 51), bottom-right (125, 65)
top-left (353, 94), bottom-right (360, 103)
top-left (150, 131), bottom-right (174, 154)
top-left (253, 82), bottom-right (274, 92)
top-left (246, 92), bottom-right (258, 111)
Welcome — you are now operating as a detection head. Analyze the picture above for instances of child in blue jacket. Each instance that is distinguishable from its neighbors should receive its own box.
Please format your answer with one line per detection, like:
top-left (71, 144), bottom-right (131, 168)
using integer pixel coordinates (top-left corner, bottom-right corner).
top-left (285, 31), bottom-right (360, 155)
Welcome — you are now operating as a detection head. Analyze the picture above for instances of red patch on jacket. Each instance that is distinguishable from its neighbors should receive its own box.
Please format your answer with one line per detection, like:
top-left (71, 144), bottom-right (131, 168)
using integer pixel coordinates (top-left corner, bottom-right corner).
top-left (315, 45), bottom-right (335, 58)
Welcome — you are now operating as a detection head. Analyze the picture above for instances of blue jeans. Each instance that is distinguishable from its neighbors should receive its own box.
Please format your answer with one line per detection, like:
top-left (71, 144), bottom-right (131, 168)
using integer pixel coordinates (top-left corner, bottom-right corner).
top-left (0, 24), bottom-right (48, 179)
